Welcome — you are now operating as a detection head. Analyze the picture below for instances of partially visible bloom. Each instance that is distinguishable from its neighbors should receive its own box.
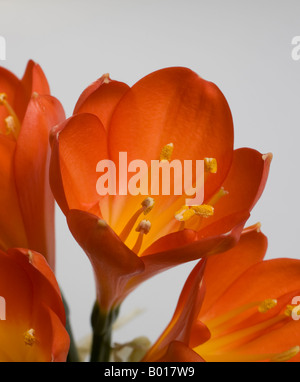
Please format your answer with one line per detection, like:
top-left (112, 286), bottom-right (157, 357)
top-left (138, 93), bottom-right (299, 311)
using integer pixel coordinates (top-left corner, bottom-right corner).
top-left (50, 67), bottom-right (271, 311)
top-left (0, 60), bottom-right (65, 270)
top-left (0, 247), bottom-right (69, 361)
top-left (144, 226), bottom-right (300, 362)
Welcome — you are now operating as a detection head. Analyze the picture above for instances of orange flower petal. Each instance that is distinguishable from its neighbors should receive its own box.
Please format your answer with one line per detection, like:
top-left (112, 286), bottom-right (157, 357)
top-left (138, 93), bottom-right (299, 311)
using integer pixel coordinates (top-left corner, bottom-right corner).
top-left (0, 248), bottom-right (68, 361)
top-left (136, 211), bottom-right (249, 285)
top-left (143, 259), bottom-right (206, 361)
top-left (200, 227), bottom-right (268, 315)
top-left (14, 95), bottom-right (65, 270)
top-left (234, 320), bottom-right (300, 362)
top-left (74, 74), bottom-right (129, 130)
top-left (108, 67), bottom-right (234, 202)
top-left (0, 136), bottom-right (27, 250)
top-left (201, 148), bottom-right (272, 229)
top-left (204, 258), bottom-right (300, 322)
top-left (152, 341), bottom-right (205, 362)
top-left (0, 67), bottom-right (20, 134)
top-left (50, 113), bottom-right (108, 215)
top-left (7, 248), bottom-right (66, 324)
top-left (66, 209), bottom-right (144, 311)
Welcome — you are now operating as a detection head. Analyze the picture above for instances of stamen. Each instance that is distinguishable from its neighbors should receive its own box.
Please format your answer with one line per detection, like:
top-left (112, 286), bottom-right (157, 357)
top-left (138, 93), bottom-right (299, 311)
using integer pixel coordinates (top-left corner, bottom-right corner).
top-left (119, 198), bottom-right (155, 242)
top-left (24, 328), bottom-right (36, 346)
top-left (204, 158), bottom-right (217, 173)
top-left (0, 92), bottom-right (21, 139)
top-left (208, 187), bottom-right (228, 206)
top-left (160, 143), bottom-right (173, 161)
top-left (132, 220), bottom-right (151, 254)
top-left (135, 220), bottom-right (151, 234)
top-left (0, 93), bottom-right (7, 105)
top-left (4, 116), bottom-right (17, 138)
top-left (258, 299), bottom-right (277, 313)
top-left (284, 304), bottom-right (300, 318)
top-left (270, 346), bottom-right (300, 362)
top-left (175, 205), bottom-right (195, 222)
top-left (285, 305), bottom-right (294, 317)
top-left (191, 204), bottom-right (214, 218)
top-left (27, 250), bottom-right (33, 264)
top-left (141, 197), bottom-right (155, 215)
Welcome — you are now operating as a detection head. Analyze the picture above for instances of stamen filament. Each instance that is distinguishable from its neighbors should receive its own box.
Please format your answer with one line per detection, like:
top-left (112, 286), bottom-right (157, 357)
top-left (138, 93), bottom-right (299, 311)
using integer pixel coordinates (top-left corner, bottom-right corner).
top-left (119, 198), bottom-right (154, 242)
top-left (24, 328), bottom-right (36, 346)
top-left (132, 220), bottom-right (151, 254)
top-left (0, 93), bottom-right (21, 139)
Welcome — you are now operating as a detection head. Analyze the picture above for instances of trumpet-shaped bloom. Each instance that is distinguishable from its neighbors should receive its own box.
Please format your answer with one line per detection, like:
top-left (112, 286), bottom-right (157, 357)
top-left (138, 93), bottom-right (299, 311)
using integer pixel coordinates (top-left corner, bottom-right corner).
top-left (144, 226), bottom-right (300, 362)
top-left (0, 247), bottom-right (69, 361)
top-left (50, 67), bottom-right (271, 311)
top-left (0, 61), bottom-right (65, 270)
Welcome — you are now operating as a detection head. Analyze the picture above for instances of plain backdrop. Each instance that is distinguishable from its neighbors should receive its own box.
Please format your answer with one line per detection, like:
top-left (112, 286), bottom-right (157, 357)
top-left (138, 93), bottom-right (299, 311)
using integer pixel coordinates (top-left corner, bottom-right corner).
top-left (1, 0), bottom-right (300, 350)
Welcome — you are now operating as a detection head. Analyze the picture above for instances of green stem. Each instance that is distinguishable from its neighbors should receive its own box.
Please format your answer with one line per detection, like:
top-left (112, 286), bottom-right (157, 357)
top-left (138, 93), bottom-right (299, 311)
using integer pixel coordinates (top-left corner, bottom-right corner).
top-left (61, 292), bottom-right (80, 362)
top-left (90, 302), bottom-right (120, 362)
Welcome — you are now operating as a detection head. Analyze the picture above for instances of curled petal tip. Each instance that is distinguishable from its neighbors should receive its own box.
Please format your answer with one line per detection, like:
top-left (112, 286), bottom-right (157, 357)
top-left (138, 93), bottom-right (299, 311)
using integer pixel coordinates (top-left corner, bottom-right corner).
top-left (242, 222), bottom-right (262, 234)
top-left (262, 152), bottom-right (273, 162)
top-left (102, 73), bottom-right (111, 84)
top-left (97, 218), bottom-right (108, 228)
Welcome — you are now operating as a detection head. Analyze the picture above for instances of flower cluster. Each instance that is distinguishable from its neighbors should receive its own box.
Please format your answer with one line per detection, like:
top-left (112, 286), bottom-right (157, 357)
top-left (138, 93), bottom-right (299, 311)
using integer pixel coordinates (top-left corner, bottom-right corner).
top-left (0, 60), bottom-right (298, 362)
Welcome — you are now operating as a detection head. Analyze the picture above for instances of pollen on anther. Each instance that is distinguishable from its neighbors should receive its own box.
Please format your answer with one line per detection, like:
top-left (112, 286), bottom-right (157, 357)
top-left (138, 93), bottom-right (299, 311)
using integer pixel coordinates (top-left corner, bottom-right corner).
top-left (191, 204), bottom-right (214, 218)
top-left (136, 220), bottom-right (151, 234)
top-left (4, 116), bottom-right (15, 134)
top-left (175, 206), bottom-right (195, 222)
top-left (24, 328), bottom-right (36, 346)
top-left (141, 197), bottom-right (155, 215)
top-left (258, 298), bottom-right (277, 313)
top-left (0, 93), bottom-right (7, 105)
top-left (204, 158), bottom-right (217, 173)
top-left (160, 143), bottom-right (174, 161)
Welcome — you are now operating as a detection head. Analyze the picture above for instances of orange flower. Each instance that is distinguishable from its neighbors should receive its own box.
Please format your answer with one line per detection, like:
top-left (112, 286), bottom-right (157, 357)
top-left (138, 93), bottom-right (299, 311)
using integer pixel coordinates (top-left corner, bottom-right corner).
top-left (50, 67), bottom-right (271, 311)
top-left (144, 226), bottom-right (300, 362)
top-left (0, 60), bottom-right (65, 270)
top-left (0, 247), bottom-right (69, 361)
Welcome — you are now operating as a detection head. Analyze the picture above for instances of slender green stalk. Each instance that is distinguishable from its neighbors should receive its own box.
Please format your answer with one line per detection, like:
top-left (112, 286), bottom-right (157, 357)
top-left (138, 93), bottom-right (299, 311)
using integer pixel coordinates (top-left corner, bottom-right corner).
top-left (90, 301), bottom-right (120, 362)
top-left (61, 292), bottom-right (80, 362)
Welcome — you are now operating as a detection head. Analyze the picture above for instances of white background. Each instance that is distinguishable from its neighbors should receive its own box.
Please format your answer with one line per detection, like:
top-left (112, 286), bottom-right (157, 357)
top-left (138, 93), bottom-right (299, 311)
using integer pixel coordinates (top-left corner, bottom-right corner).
top-left (1, 0), bottom-right (300, 350)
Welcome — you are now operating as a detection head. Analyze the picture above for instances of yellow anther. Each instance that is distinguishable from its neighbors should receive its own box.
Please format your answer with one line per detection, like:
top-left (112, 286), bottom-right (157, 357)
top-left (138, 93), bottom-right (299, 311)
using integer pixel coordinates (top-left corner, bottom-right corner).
top-left (191, 204), bottom-right (214, 218)
top-left (160, 143), bottom-right (174, 161)
top-left (285, 304), bottom-right (300, 317)
top-left (24, 328), bottom-right (36, 346)
top-left (141, 197), bottom-right (155, 215)
top-left (135, 220), bottom-right (151, 235)
top-left (27, 250), bottom-right (33, 264)
top-left (175, 206), bottom-right (196, 222)
top-left (270, 346), bottom-right (300, 362)
top-left (0, 93), bottom-right (7, 105)
top-left (285, 305), bottom-right (294, 317)
top-left (258, 298), bottom-right (277, 313)
top-left (204, 158), bottom-right (217, 173)
top-left (4, 116), bottom-right (16, 135)
top-left (132, 220), bottom-right (151, 254)
top-left (0, 93), bottom-right (21, 139)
